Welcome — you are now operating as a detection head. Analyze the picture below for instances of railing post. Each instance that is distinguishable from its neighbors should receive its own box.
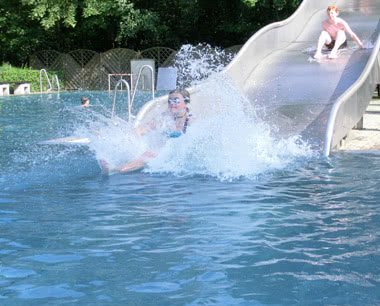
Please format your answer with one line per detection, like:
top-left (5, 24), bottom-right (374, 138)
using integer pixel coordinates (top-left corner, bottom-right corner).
top-left (112, 79), bottom-right (132, 121)
top-left (39, 69), bottom-right (53, 93)
top-left (131, 65), bottom-right (155, 105)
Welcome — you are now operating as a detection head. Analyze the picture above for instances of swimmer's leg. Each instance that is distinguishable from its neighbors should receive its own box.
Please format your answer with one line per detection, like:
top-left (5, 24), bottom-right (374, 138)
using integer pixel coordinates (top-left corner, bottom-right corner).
top-left (314, 31), bottom-right (331, 59)
top-left (98, 158), bottom-right (143, 175)
top-left (329, 30), bottom-right (346, 59)
top-left (116, 159), bottom-right (146, 173)
top-left (116, 151), bottom-right (157, 173)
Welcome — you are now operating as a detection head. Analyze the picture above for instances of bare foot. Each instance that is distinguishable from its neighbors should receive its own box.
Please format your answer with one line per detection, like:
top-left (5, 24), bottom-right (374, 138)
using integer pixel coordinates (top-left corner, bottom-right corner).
top-left (314, 52), bottom-right (323, 59)
top-left (99, 159), bottom-right (110, 175)
top-left (328, 51), bottom-right (338, 59)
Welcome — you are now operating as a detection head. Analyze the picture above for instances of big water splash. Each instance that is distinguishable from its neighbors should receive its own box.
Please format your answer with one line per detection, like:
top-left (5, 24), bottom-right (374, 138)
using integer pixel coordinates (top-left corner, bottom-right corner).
top-left (78, 75), bottom-right (313, 180)
top-left (173, 44), bottom-right (236, 88)
top-left (68, 44), bottom-right (315, 180)
top-left (145, 74), bottom-right (314, 180)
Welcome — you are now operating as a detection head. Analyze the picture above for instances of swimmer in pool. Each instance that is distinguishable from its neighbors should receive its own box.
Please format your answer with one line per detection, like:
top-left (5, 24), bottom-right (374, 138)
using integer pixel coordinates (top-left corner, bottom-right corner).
top-left (81, 96), bottom-right (90, 108)
top-left (99, 88), bottom-right (192, 174)
top-left (314, 5), bottom-right (364, 60)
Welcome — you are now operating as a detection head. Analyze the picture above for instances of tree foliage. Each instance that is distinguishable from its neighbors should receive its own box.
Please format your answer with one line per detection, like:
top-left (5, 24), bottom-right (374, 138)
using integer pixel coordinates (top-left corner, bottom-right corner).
top-left (0, 0), bottom-right (302, 66)
top-left (21, 0), bottom-right (78, 29)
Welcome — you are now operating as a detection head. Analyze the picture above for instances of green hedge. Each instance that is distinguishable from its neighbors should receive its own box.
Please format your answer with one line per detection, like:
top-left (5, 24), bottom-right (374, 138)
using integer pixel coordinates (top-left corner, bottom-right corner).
top-left (0, 64), bottom-right (63, 93)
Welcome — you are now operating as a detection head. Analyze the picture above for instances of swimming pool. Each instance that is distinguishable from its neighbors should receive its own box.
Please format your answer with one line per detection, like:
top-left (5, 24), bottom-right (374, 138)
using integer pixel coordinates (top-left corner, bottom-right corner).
top-left (0, 92), bottom-right (380, 305)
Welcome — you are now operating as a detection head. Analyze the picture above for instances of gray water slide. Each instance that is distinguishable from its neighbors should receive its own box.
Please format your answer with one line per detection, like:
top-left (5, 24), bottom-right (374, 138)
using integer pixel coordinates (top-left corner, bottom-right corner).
top-left (135, 0), bottom-right (380, 156)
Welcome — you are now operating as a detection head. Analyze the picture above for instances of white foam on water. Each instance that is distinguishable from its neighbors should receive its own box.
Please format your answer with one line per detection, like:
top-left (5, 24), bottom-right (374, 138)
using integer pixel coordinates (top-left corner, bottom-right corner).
top-left (75, 114), bottom-right (149, 170)
top-left (73, 45), bottom-right (314, 180)
top-left (144, 75), bottom-right (314, 180)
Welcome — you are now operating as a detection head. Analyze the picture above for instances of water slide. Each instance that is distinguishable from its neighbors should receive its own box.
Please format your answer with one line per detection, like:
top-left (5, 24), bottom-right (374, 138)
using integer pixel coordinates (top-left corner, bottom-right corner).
top-left (135, 0), bottom-right (380, 156)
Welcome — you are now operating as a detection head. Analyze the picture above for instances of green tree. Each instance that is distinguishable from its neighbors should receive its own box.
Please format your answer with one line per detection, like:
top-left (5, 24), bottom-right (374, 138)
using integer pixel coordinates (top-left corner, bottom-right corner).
top-left (0, 0), bottom-right (50, 65)
top-left (0, 0), bottom-right (302, 66)
top-left (20, 0), bottom-right (160, 49)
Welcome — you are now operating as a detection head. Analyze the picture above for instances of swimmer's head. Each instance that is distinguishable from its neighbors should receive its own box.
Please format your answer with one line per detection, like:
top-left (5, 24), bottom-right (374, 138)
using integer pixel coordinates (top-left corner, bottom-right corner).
top-left (169, 88), bottom-right (190, 104)
top-left (167, 88), bottom-right (190, 116)
top-left (81, 96), bottom-right (90, 107)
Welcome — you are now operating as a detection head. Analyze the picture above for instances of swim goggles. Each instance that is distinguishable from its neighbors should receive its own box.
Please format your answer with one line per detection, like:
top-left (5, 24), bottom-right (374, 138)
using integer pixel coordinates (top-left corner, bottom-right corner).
top-left (168, 97), bottom-right (182, 105)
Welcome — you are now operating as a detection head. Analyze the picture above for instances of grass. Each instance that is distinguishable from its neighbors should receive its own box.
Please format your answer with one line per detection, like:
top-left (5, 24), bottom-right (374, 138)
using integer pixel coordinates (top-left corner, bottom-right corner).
top-left (0, 63), bottom-right (63, 93)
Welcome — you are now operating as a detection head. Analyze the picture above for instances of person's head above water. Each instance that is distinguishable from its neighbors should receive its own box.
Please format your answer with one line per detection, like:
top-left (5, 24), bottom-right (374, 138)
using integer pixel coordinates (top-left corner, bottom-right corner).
top-left (168, 89), bottom-right (190, 103)
top-left (81, 96), bottom-right (90, 107)
top-left (167, 88), bottom-right (190, 116)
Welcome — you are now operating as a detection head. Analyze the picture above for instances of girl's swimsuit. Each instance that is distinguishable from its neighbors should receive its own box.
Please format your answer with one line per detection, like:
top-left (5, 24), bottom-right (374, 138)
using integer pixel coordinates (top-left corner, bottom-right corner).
top-left (165, 115), bottom-right (190, 138)
top-left (167, 131), bottom-right (183, 138)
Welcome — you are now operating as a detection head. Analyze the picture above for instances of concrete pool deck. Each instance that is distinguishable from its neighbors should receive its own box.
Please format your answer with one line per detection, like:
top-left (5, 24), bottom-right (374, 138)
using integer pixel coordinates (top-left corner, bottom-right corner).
top-left (339, 95), bottom-right (380, 153)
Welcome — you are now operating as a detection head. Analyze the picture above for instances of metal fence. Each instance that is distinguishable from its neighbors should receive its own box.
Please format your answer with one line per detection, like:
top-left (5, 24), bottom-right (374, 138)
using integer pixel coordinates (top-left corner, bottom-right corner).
top-left (29, 47), bottom-right (176, 90)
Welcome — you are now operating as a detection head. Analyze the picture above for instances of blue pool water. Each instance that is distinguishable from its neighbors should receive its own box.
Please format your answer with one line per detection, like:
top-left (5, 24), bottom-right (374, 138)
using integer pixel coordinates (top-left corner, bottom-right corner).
top-left (0, 92), bottom-right (380, 305)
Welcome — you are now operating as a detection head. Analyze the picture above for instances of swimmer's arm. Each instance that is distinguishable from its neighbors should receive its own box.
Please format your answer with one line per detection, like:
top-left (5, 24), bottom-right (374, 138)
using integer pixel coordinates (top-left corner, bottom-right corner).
top-left (341, 19), bottom-right (364, 48)
top-left (135, 121), bottom-right (157, 136)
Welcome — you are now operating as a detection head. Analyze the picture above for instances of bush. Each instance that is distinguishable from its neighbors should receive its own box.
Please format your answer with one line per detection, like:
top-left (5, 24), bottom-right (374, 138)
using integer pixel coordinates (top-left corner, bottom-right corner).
top-left (0, 64), bottom-right (63, 92)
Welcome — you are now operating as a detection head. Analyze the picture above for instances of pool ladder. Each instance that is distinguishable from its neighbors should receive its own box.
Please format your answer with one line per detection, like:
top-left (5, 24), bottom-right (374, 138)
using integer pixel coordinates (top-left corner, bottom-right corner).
top-left (112, 65), bottom-right (155, 121)
top-left (39, 69), bottom-right (61, 93)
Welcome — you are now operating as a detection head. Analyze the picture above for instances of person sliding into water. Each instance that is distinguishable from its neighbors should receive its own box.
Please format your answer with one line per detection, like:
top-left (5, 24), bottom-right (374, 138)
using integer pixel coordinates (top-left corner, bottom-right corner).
top-left (314, 5), bottom-right (364, 60)
top-left (99, 88), bottom-right (192, 174)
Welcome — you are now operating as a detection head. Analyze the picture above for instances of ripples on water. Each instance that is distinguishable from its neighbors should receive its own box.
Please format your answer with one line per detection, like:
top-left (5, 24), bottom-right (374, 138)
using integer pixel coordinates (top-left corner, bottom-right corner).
top-left (0, 91), bottom-right (380, 305)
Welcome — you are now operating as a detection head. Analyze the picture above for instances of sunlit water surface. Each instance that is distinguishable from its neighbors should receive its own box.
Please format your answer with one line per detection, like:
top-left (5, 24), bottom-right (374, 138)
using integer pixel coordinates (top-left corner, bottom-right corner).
top-left (0, 92), bottom-right (380, 306)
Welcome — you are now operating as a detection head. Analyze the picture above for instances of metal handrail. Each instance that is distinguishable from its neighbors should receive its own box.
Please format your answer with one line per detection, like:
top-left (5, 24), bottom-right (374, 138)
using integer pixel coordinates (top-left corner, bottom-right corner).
top-left (39, 69), bottom-right (52, 93)
top-left (131, 65), bottom-right (155, 103)
top-left (112, 79), bottom-right (132, 121)
top-left (52, 75), bottom-right (61, 92)
top-left (112, 66), bottom-right (155, 121)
